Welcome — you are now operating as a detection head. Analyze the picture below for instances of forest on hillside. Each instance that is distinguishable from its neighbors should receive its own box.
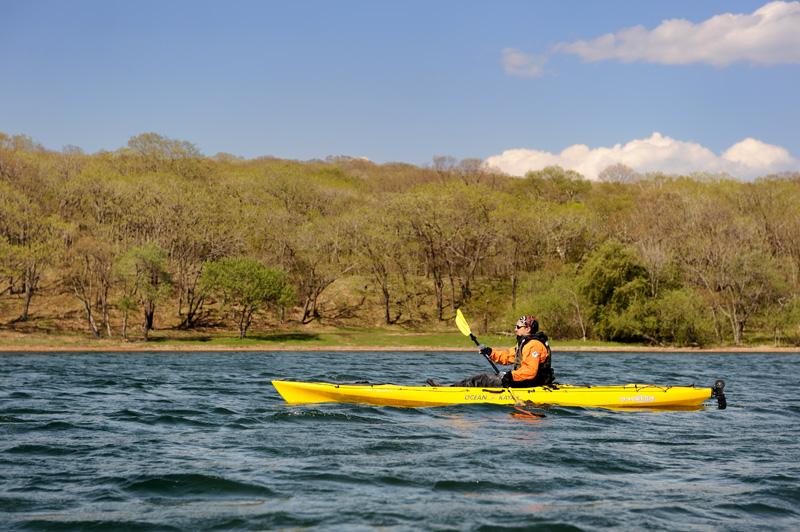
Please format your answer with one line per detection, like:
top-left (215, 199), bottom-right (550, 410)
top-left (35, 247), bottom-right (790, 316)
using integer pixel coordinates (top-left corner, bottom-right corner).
top-left (2, 132), bottom-right (799, 346)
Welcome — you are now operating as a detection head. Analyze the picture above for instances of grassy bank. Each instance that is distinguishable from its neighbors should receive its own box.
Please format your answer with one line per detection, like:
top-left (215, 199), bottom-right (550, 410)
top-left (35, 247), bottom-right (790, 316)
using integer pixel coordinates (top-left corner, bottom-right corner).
top-left (0, 327), bottom-right (624, 350)
top-left (1, 327), bottom-right (797, 352)
top-left (3, 276), bottom-right (798, 353)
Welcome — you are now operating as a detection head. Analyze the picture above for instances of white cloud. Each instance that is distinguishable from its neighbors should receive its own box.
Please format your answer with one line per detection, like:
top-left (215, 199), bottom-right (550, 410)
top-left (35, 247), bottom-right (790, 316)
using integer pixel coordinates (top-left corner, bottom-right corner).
top-left (503, 1), bottom-right (800, 74)
top-left (484, 132), bottom-right (800, 180)
top-left (502, 48), bottom-right (549, 78)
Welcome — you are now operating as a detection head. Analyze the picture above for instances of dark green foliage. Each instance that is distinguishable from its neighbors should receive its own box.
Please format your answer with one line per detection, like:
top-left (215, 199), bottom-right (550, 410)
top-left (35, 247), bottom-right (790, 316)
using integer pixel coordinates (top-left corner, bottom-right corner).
top-left (578, 242), bottom-right (714, 346)
top-left (201, 257), bottom-right (293, 339)
top-left (647, 288), bottom-right (716, 347)
top-left (580, 241), bottom-right (649, 341)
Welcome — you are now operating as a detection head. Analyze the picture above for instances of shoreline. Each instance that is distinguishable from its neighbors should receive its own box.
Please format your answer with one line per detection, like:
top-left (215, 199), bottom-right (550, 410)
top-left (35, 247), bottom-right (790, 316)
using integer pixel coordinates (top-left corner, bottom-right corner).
top-left (1, 345), bottom-right (798, 353)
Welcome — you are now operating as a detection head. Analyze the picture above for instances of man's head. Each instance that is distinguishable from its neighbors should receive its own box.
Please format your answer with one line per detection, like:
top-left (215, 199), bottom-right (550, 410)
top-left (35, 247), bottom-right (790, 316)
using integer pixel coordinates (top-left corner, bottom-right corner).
top-left (515, 315), bottom-right (539, 336)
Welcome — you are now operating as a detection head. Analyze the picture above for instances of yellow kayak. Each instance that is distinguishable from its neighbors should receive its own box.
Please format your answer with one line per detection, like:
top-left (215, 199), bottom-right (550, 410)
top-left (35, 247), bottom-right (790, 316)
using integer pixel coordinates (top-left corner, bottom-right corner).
top-left (272, 380), bottom-right (725, 409)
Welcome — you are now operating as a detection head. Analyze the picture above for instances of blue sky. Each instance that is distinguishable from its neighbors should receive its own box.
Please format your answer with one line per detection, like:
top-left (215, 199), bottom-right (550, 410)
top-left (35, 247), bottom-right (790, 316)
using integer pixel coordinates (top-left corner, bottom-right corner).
top-left (2, 0), bottom-right (798, 179)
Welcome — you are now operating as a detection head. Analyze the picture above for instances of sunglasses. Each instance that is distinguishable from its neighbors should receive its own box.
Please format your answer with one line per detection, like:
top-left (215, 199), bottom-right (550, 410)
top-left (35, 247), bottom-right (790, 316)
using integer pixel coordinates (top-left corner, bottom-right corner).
top-left (515, 324), bottom-right (527, 329)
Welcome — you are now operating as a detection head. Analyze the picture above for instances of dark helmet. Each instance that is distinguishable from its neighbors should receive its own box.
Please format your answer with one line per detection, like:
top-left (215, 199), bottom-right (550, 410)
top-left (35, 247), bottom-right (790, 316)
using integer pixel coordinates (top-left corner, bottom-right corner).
top-left (518, 315), bottom-right (539, 334)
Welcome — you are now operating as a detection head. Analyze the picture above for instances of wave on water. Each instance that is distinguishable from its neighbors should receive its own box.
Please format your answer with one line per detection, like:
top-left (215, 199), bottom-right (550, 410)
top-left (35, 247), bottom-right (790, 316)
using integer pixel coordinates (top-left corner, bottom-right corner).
top-left (269, 407), bottom-right (391, 424)
top-left (122, 473), bottom-right (277, 500)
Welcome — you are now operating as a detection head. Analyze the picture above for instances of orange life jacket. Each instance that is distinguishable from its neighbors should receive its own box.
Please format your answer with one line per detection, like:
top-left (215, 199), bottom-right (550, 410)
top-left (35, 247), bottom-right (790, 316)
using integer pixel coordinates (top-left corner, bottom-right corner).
top-left (490, 333), bottom-right (554, 387)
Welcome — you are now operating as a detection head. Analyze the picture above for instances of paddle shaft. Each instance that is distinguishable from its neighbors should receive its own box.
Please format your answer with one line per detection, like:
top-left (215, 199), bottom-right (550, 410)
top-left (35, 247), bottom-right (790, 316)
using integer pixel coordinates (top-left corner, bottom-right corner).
top-left (467, 332), bottom-right (501, 375)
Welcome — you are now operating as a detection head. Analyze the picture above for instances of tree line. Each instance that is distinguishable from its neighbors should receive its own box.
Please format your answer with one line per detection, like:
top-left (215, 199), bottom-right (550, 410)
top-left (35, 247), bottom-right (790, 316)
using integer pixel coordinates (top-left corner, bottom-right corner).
top-left (1, 132), bottom-right (799, 346)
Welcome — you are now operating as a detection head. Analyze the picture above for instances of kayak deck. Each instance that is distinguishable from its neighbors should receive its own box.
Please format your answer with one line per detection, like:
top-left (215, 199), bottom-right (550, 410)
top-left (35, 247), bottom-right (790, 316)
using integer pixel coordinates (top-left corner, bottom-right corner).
top-left (272, 380), bottom-right (718, 409)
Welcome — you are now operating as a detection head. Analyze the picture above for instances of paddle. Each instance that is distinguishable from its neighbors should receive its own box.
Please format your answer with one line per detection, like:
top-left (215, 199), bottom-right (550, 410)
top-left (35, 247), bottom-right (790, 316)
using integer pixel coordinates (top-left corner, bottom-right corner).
top-left (455, 309), bottom-right (538, 414)
top-left (455, 309), bottom-right (500, 374)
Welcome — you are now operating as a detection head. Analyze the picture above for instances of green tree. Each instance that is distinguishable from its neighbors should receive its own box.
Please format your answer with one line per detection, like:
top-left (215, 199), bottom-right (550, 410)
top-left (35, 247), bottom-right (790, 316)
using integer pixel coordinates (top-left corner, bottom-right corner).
top-left (761, 290), bottom-right (800, 346)
top-left (580, 240), bottom-right (649, 341)
top-left (517, 270), bottom-right (590, 341)
top-left (116, 243), bottom-right (173, 340)
top-left (647, 288), bottom-right (716, 347)
top-left (468, 278), bottom-right (512, 334)
top-left (201, 256), bottom-right (293, 339)
top-left (517, 166), bottom-right (591, 204)
top-left (117, 295), bottom-right (138, 342)
top-left (493, 198), bottom-right (551, 310)
top-left (0, 181), bottom-right (65, 322)
top-left (283, 218), bottom-right (357, 324)
top-left (147, 177), bottom-right (243, 327)
top-left (542, 202), bottom-right (598, 264)
top-left (351, 204), bottom-right (409, 324)
top-left (123, 132), bottom-right (206, 179)
top-left (397, 182), bottom-right (500, 319)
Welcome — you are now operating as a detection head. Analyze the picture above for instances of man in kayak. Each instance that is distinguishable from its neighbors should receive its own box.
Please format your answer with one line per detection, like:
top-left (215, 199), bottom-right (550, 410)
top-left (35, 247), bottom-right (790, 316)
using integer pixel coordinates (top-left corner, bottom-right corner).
top-left (427, 315), bottom-right (554, 388)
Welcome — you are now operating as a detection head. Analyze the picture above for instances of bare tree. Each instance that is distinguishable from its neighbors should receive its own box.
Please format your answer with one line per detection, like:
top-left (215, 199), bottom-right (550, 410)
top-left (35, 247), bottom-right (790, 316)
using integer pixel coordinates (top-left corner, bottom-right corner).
top-left (598, 163), bottom-right (642, 184)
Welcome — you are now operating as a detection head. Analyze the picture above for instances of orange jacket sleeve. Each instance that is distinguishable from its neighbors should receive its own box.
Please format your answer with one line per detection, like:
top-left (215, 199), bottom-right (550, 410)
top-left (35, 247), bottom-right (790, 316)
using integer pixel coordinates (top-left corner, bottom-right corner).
top-left (489, 340), bottom-right (548, 382)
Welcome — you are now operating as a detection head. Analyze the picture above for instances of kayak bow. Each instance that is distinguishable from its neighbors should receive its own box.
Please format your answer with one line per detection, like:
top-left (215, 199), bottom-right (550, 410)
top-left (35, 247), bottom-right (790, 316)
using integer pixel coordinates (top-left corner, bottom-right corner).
top-left (272, 380), bottom-right (725, 409)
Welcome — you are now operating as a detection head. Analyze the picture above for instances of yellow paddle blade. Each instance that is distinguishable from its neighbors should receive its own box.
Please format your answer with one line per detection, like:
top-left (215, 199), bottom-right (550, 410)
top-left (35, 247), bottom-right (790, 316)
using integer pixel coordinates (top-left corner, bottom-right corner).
top-left (455, 309), bottom-right (472, 337)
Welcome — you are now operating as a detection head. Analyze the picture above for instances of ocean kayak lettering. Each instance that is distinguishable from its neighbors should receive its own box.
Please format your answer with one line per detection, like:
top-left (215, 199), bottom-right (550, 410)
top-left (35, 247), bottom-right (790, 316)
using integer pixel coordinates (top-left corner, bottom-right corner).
top-left (619, 395), bottom-right (656, 403)
top-left (463, 394), bottom-right (514, 401)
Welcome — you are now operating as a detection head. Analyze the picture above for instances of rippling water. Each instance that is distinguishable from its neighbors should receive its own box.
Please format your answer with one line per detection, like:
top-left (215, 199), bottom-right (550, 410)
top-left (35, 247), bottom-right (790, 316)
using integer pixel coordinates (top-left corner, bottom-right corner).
top-left (1, 349), bottom-right (798, 531)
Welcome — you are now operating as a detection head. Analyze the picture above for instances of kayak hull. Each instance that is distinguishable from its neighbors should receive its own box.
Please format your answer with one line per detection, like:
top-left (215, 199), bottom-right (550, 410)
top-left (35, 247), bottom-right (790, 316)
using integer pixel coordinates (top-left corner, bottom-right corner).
top-left (271, 380), bottom-right (714, 409)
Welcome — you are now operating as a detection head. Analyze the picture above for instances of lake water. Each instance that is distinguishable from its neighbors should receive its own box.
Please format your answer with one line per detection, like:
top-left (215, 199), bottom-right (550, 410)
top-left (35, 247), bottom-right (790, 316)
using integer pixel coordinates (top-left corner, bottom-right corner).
top-left (1, 349), bottom-right (798, 531)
